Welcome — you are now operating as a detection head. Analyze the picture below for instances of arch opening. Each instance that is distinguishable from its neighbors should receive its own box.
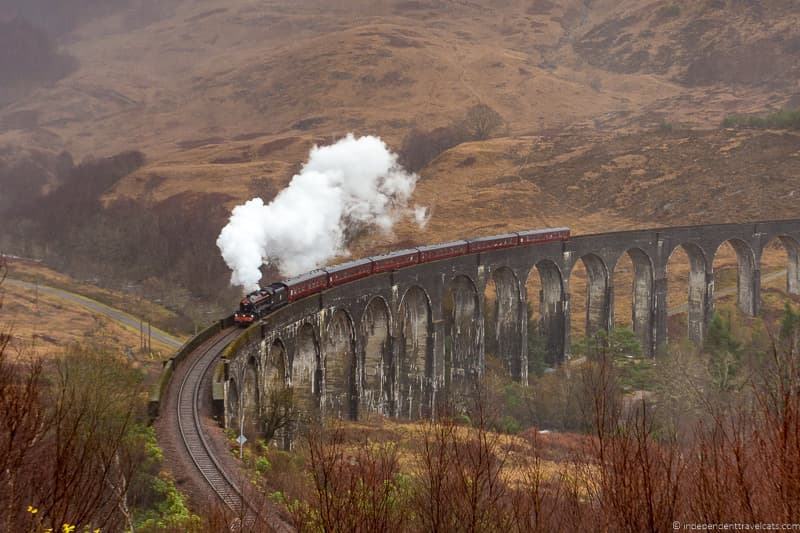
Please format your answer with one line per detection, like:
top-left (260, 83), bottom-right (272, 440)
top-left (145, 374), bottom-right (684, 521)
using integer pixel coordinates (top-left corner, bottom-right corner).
top-left (613, 248), bottom-right (654, 355)
top-left (484, 268), bottom-right (523, 381)
top-left (444, 275), bottom-right (481, 408)
top-left (292, 323), bottom-right (322, 425)
top-left (226, 378), bottom-right (240, 431)
top-left (242, 357), bottom-right (260, 439)
top-left (326, 310), bottom-right (358, 420)
top-left (713, 239), bottom-right (757, 317)
top-left (666, 243), bottom-right (708, 345)
top-left (569, 254), bottom-right (610, 352)
top-left (361, 297), bottom-right (391, 417)
top-left (263, 339), bottom-right (289, 445)
top-left (398, 286), bottom-right (432, 420)
top-left (759, 235), bottom-right (799, 312)
top-left (526, 260), bottom-right (565, 370)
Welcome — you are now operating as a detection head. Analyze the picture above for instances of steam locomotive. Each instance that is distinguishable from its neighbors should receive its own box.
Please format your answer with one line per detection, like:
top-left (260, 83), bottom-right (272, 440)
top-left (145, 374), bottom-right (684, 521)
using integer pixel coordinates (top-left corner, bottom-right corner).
top-left (233, 227), bottom-right (570, 326)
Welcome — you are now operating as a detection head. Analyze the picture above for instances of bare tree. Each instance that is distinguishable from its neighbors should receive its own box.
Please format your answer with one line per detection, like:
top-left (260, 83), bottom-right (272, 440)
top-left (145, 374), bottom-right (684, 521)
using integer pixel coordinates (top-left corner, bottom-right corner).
top-left (462, 103), bottom-right (504, 141)
top-left (297, 423), bottom-right (407, 532)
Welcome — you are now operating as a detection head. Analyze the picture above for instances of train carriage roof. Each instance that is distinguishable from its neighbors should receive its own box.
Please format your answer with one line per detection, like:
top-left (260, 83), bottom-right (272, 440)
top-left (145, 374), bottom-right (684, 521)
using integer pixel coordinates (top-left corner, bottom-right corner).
top-left (368, 248), bottom-right (419, 262)
top-left (324, 258), bottom-right (373, 274)
top-left (516, 227), bottom-right (570, 237)
top-left (283, 269), bottom-right (328, 287)
top-left (468, 233), bottom-right (519, 244)
top-left (417, 239), bottom-right (469, 252)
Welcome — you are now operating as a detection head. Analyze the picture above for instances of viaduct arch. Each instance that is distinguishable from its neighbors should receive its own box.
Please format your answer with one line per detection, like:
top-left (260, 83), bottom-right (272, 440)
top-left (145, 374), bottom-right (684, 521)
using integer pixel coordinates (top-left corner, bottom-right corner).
top-left (222, 220), bottom-right (800, 440)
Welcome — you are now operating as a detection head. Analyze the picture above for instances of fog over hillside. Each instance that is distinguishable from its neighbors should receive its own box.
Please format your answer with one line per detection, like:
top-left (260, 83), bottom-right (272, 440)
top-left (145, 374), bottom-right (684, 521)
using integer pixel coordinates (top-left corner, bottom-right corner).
top-left (0, 0), bottom-right (169, 36)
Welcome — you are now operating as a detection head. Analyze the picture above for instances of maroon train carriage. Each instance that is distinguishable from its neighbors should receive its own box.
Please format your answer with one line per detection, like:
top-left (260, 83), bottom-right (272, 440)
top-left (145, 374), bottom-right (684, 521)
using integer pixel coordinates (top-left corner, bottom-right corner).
top-left (466, 233), bottom-right (520, 254)
top-left (370, 248), bottom-right (420, 274)
top-left (233, 227), bottom-right (573, 324)
top-left (325, 258), bottom-right (374, 287)
top-left (517, 227), bottom-right (570, 245)
top-left (284, 269), bottom-right (330, 302)
top-left (418, 240), bottom-right (469, 263)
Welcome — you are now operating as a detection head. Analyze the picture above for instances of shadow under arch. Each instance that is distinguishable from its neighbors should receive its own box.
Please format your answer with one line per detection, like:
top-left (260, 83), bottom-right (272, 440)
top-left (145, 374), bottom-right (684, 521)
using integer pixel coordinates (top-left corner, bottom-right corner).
top-left (263, 338), bottom-right (289, 445)
top-left (292, 323), bottom-right (322, 425)
top-left (666, 242), bottom-right (708, 345)
top-left (713, 238), bottom-right (757, 316)
top-left (360, 296), bottom-right (392, 417)
top-left (242, 356), bottom-right (260, 439)
top-left (397, 285), bottom-right (433, 420)
top-left (570, 253), bottom-right (611, 346)
top-left (444, 274), bottom-right (481, 409)
top-left (527, 259), bottom-right (566, 366)
top-left (484, 266), bottom-right (524, 380)
top-left (226, 378), bottom-right (239, 432)
top-left (612, 247), bottom-right (655, 355)
top-left (326, 309), bottom-right (358, 420)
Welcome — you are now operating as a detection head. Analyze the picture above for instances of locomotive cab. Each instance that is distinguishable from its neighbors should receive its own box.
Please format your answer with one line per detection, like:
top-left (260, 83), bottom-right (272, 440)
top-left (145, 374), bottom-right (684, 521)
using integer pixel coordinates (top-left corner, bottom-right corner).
top-left (234, 290), bottom-right (272, 326)
top-left (233, 284), bottom-right (287, 327)
top-left (234, 299), bottom-right (258, 326)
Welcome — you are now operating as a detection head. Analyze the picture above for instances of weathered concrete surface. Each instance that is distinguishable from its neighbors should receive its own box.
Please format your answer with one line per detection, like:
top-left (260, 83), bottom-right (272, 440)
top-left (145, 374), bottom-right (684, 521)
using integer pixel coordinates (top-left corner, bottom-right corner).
top-left (222, 220), bottom-right (800, 438)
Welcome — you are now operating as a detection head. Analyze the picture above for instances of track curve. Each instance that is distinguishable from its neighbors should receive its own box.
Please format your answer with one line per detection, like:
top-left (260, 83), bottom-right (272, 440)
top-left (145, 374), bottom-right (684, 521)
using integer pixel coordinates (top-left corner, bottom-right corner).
top-left (176, 327), bottom-right (254, 520)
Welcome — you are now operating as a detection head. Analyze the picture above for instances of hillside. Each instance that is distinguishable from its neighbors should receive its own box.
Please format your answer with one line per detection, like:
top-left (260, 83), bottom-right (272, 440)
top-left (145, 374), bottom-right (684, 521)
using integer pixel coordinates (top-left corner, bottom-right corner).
top-left (2, 0), bottom-right (798, 157)
top-left (348, 127), bottom-right (800, 258)
top-left (0, 0), bottom-right (799, 303)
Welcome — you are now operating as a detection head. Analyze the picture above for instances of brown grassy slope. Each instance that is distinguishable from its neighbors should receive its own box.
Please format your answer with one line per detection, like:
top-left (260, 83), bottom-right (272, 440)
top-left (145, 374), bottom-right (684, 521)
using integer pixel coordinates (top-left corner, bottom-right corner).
top-left (5, 0), bottom-right (797, 172)
top-left (360, 127), bottom-right (800, 256)
top-left (6, 259), bottom-right (188, 336)
top-left (1, 0), bottom-right (799, 288)
top-left (575, 0), bottom-right (800, 87)
top-left (1, 277), bottom-right (175, 359)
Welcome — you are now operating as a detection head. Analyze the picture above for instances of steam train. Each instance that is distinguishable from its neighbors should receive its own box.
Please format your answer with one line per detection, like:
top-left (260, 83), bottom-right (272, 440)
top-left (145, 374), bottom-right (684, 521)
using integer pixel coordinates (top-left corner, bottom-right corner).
top-left (233, 227), bottom-right (570, 326)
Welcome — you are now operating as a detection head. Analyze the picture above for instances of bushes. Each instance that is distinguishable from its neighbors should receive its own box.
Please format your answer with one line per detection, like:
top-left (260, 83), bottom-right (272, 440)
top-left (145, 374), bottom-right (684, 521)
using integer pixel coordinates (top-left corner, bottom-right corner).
top-left (289, 427), bottom-right (409, 532)
top-left (399, 125), bottom-right (469, 172)
top-left (722, 108), bottom-right (800, 130)
top-left (242, 302), bottom-right (800, 531)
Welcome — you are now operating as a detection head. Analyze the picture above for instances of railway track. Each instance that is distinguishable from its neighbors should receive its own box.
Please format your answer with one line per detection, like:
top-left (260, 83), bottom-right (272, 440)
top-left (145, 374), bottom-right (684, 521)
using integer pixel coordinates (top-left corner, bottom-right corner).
top-left (176, 328), bottom-right (254, 521)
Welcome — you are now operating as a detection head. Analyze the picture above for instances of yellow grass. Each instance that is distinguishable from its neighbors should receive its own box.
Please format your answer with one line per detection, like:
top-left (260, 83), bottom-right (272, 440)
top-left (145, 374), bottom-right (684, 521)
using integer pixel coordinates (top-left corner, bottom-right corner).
top-left (1, 279), bottom-right (174, 359)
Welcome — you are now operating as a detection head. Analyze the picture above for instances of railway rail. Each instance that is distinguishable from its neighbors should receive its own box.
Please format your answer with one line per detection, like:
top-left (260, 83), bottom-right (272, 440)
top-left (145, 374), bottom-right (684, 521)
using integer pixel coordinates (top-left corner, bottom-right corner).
top-left (176, 327), bottom-right (255, 522)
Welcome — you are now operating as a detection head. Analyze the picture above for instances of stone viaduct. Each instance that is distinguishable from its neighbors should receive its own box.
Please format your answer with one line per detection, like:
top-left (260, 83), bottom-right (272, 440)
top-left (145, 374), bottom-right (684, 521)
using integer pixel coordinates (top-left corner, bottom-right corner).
top-left (221, 220), bottom-right (800, 439)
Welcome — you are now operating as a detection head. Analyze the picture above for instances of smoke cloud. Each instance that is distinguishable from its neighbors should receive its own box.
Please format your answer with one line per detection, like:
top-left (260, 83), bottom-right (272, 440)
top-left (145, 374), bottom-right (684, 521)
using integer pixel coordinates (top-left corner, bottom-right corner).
top-left (217, 134), bottom-right (424, 291)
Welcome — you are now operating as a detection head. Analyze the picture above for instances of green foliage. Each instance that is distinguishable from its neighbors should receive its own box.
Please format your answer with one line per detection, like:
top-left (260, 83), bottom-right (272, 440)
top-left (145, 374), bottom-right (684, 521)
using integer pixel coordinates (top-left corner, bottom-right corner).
top-left (255, 456), bottom-right (272, 474)
top-left (455, 413), bottom-right (472, 426)
top-left (484, 376), bottom-right (534, 434)
top-left (527, 301), bottom-right (551, 374)
top-left (658, 120), bottom-right (674, 133)
top-left (656, 4), bottom-right (681, 19)
top-left (129, 417), bottom-right (201, 531)
top-left (134, 475), bottom-right (202, 532)
top-left (779, 302), bottom-right (800, 346)
top-left (704, 312), bottom-right (743, 392)
top-left (573, 327), bottom-right (642, 361)
top-left (572, 328), bottom-right (657, 391)
top-left (722, 108), bottom-right (800, 130)
top-left (497, 414), bottom-right (521, 434)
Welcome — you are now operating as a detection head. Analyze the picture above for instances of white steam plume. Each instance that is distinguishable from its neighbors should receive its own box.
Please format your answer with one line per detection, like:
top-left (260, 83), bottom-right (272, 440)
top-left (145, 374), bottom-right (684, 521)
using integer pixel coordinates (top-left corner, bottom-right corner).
top-left (216, 134), bottom-right (424, 292)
